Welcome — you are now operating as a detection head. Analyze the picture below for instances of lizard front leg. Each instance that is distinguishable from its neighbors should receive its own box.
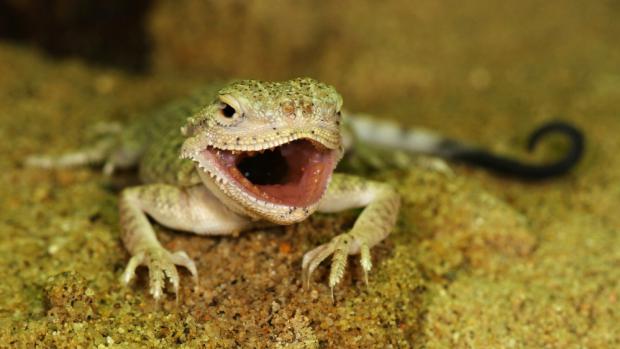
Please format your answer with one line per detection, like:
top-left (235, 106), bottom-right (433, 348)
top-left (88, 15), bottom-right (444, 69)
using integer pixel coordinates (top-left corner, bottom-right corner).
top-left (302, 173), bottom-right (400, 296)
top-left (119, 184), bottom-right (252, 300)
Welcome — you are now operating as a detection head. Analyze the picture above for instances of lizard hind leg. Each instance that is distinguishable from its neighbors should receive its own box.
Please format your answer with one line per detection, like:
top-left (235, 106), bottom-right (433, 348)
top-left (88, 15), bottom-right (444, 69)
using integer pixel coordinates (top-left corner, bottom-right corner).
top-left (25, 121), bottom-right (140, 175)
top-left (25, 137), bottom-right (117, 170)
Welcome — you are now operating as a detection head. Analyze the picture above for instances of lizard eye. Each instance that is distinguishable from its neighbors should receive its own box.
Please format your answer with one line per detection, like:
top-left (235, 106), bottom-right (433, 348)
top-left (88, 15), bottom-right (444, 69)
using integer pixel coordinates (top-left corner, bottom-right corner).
top-left (220, 103), bottom-right (237, 118)
top-left (215, 97), bottom-right (244, 126)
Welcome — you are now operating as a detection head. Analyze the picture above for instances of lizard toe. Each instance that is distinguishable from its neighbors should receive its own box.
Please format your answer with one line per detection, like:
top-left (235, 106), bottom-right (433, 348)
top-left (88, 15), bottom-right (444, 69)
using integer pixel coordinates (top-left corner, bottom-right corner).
top-left (302, 244), bottom-right (334, 289)
top-left (120, 252), bottom-right (145, 286)
top-left (171, 250), bottom-right (198, 284)
top-left (359, 243), bottom-right (372, 286)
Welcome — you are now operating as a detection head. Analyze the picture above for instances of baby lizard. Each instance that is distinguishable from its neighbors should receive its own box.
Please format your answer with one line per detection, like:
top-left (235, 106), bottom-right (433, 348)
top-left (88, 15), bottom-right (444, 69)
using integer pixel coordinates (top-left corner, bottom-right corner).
top-left (27, 78), bottom-right (583, 300)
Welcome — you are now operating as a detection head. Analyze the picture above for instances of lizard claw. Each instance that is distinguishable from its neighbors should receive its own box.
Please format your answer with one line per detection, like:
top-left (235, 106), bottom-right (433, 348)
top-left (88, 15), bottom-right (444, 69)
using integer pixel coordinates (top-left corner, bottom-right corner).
top-left (302, 233), bottom-right (373, 297)
top-left (121, 247), bottom-right (197, 301)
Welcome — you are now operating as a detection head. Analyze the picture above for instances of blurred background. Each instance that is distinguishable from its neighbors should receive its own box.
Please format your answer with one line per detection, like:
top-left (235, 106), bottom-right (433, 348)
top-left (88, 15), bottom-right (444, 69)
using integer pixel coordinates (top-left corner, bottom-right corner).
top-left (2, 0), bottom-right (618, 126)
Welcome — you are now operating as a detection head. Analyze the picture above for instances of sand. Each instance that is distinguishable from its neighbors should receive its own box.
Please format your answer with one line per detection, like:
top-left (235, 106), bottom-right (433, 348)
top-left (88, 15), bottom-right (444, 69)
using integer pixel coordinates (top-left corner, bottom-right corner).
top-left (1, 1), bottom-right (619, 347)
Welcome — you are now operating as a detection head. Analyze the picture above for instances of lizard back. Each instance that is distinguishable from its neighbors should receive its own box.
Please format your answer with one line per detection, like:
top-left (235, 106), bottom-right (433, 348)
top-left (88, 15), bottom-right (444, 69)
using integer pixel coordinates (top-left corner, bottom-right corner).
top-left (125, 84), bottom-right (224, 186)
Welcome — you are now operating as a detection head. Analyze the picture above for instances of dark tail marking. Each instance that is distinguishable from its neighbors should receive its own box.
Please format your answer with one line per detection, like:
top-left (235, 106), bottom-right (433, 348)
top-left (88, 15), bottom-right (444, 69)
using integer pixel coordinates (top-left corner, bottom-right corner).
top-left (451, 121), bottom-right (585, 180)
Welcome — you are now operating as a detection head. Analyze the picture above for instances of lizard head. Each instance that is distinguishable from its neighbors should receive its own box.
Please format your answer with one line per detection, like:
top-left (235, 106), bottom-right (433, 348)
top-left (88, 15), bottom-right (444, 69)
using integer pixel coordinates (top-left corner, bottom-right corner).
top-left (181, 78), bottom-right (344, 223)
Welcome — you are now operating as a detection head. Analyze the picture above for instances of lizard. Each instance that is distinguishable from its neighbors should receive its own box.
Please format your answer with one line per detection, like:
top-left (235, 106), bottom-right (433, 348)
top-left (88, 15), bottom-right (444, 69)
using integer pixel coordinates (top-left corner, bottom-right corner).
top-left (26, 78), bottom-right (584, 301)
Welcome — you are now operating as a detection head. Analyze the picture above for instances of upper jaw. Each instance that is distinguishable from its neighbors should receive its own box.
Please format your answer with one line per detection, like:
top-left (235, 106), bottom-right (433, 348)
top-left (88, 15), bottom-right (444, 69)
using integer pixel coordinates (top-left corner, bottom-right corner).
top-left (180, 128), bottom-right (341, 160)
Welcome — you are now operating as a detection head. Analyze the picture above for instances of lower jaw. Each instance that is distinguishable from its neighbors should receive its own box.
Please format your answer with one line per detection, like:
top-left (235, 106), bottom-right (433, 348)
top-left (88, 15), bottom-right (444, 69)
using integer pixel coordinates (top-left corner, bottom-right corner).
top-left (202, 140), bottom-right (337, 208)
top-left (198, 168), bottom-right (321, 224)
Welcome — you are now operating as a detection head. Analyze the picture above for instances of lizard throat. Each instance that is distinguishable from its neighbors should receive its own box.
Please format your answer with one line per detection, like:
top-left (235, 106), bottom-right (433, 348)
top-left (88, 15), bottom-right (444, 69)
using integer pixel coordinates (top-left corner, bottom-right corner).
top-left (201, 139), bottom-right (337, 207)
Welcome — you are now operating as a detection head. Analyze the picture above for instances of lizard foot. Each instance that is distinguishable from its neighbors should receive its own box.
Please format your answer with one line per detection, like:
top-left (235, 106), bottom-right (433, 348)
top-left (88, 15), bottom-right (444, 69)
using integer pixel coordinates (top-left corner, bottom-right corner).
top-left (301, 233), bottom-right (372, 300)
top-left (121, 247), bottom-right (198, 301)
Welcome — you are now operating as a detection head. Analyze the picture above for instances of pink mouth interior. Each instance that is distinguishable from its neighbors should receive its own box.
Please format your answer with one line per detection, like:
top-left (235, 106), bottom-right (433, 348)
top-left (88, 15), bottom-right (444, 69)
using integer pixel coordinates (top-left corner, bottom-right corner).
top-left (204, 139), bottom-right (335, 207)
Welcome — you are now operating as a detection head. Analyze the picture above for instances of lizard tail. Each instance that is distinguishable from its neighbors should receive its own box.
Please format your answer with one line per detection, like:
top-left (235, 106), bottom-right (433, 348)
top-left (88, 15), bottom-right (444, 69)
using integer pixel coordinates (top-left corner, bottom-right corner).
top-left (449, 121), bottom-right (584, 179)
top-left (347, 116), bottom-right (585, 180)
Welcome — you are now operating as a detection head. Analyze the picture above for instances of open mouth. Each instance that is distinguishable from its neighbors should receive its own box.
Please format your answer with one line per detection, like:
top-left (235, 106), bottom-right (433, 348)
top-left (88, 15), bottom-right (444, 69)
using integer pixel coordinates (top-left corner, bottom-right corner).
top-left (202, 139), bottom-right (336, 207)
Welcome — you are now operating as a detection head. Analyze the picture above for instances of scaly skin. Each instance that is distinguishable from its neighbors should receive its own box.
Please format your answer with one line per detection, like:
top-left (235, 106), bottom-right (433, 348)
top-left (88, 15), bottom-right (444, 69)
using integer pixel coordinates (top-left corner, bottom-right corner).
top-left (27, 78), bottom-right (401, 301)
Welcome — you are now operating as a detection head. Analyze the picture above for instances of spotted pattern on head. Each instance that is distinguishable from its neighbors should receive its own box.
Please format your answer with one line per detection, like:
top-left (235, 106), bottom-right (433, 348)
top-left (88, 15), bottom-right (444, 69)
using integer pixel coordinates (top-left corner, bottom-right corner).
top-left (180, 78), bottom-right (343, 157)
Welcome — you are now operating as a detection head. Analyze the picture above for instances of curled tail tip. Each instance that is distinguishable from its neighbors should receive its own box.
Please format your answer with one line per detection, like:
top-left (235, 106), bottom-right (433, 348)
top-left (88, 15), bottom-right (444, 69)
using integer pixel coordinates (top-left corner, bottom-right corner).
top-left (526, 120), bottom-right (585, 173)
top-left (527, 120), bottom-right (585, 153)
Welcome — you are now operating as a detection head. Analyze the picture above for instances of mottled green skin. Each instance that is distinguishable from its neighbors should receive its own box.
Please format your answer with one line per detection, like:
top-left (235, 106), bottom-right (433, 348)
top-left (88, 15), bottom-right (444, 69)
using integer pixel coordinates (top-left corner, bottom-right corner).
top-left (181, 78), bottom-right (343, 153)
top-left (121, 85), bottom-right (223, 185)
top-left (28, 78), bottom-right (401, 301)
top-left (120, 79), bottom-right (343, 186)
